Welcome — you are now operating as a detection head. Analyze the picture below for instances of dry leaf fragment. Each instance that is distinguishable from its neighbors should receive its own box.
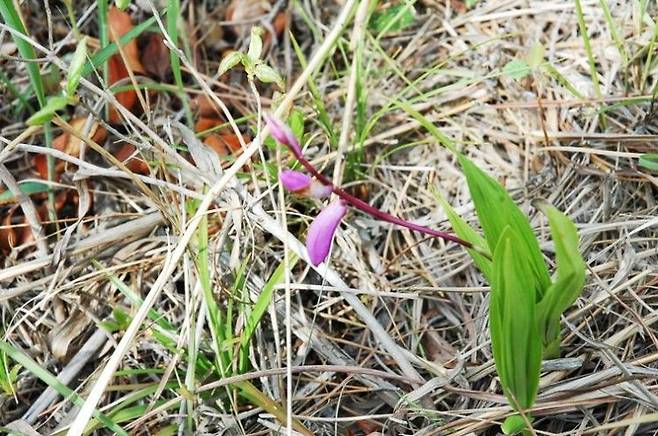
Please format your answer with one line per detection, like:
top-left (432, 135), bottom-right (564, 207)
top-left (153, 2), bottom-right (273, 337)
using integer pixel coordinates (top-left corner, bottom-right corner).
top-left (191, 94), bottom-right (222, 118)
top-left (114, 143), bottom-right (150, 174)
top-left (33, 118), bottom-right (107, 179)
top-left (141, 33), bottom-right (170, 80)
top-left (107, 6), bottom-right (145, 123)
top-left (0, 206), bottom-right (20, 252)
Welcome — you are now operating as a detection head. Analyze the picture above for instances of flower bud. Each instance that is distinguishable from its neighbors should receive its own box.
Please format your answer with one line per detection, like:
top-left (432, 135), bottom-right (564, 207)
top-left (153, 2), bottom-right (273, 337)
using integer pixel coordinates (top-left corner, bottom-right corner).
top-left (264, 113), bottom-right (301, 155)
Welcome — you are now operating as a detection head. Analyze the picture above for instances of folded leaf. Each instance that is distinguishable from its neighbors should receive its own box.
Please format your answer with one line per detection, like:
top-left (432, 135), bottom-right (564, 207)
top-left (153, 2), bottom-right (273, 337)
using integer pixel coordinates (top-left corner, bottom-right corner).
top-left (491, 226), bottom-right (542, 410)
top-left (459, 155), bottom-right (550, 298)
top-left (535, 202), bottom-right (586, 355)
top-left (433, 189), bottom-right (492, 281)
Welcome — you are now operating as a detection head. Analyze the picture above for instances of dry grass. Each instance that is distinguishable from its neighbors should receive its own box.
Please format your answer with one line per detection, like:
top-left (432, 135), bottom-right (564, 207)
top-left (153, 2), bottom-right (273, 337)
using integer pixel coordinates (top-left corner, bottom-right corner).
top-left (1, 0), bottom-right (658, 435)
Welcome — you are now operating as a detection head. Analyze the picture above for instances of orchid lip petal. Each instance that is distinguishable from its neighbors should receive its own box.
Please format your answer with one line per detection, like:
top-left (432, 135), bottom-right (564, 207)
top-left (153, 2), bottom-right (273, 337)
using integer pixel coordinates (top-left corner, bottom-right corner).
top-left (306, 200), bottom-right (347, 266)
top-left (264, 113), bottom-right (302, 155)
top-left (280, 170), bottom-right (311, 192)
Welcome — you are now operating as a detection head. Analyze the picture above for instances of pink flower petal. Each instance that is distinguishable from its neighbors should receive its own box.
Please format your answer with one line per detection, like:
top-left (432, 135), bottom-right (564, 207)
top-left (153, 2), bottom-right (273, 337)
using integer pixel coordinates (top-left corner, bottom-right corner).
top-left (264, 113), bottom-right (302, 155)
top-left (306, 200), bottom-right (347, 266)
top-left (280, 170), bottom-right (311, 192)
top-left (309, 180), bottom-right (332, 199)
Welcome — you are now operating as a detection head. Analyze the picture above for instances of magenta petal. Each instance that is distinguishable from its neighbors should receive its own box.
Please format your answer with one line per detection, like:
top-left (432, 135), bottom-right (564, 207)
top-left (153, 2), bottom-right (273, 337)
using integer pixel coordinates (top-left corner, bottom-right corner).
top-left (306, 200), bottom-right (347, 266)
top-left (280, 170), bottom-right (311, 192)
top-left (264, 113), bottom-right (302, 155)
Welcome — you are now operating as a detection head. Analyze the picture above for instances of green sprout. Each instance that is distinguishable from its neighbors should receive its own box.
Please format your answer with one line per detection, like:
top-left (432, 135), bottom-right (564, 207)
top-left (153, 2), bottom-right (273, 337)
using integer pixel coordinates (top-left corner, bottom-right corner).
top-left (217, 27), bottom-right (284, 90)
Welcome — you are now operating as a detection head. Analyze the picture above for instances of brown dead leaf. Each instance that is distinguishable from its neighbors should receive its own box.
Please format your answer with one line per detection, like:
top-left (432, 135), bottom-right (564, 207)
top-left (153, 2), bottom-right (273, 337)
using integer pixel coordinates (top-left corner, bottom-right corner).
top-left (107, 6), bottom-right (145, 123)
top-left (114, 143), bottom-right (150, 175)
top-left (225, 0), bottom-right (270, 38)
top-left (194, 116), bottom-right (224, 133)
top-left (141, 33), bottom-right (170, 81)
top-left (191, 95), bottom-right (222, 118)
top-left (0, 206), bottom-right (20, 252)
top-left (108, 6), bottom-right (144, 74)
top-left (204, 133), bottom-right (246, 161)
top-left (33, 118), bottom-right (107, 179)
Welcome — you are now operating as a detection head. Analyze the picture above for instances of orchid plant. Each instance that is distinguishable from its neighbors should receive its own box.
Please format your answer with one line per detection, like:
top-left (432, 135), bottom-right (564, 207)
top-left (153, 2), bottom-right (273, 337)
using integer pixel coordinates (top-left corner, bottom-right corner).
top-left (266, 113), bottom-right (586, 435)
top-left (264, 114), bottom-right (487, 266)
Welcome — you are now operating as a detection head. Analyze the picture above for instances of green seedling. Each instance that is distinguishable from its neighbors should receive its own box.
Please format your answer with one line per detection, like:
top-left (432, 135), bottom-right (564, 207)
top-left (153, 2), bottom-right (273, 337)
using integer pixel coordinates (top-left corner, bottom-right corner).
top-left (218, 27), bottom-right (285, 89)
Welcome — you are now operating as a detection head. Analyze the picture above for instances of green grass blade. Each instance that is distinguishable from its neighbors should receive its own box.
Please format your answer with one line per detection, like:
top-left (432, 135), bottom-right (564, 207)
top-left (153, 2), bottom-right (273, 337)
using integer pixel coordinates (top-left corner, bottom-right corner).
top-left (0, 339), bottom-right (128, 435)
top-left (0, 1), bottom-right (46, 106)
top-left (290, 33), bottom-right (338, 148)
top-left (238, 255), bottom-right (299, 373)
top-left (82, 16), bottom-right (157, 77)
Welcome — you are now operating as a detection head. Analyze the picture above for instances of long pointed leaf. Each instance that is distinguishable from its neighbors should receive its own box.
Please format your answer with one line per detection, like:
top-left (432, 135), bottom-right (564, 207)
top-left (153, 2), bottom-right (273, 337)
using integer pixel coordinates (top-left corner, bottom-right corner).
top-left (535, 203), bottom-right (586, 354)
top-left (491, 227), bottom-right (542, 410)
top-left (459, 155), bottom-right (551, 298)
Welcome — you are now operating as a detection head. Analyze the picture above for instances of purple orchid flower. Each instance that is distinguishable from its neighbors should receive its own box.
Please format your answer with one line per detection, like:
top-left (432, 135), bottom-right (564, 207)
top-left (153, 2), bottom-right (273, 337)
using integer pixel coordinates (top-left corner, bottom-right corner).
top-left (306, 200), bottom-right (347, 266)
top-left (280, 170), bottom-right (311, 192)
top-left (280, 169), bottom-right (332, 199)
top-left (265, 113), bottom-right (485, 267)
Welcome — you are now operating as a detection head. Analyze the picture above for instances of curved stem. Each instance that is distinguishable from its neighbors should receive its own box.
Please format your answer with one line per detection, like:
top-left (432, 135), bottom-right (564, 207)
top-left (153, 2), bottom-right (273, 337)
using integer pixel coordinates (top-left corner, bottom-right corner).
top-left (289, 144), bottom-right (492, 259)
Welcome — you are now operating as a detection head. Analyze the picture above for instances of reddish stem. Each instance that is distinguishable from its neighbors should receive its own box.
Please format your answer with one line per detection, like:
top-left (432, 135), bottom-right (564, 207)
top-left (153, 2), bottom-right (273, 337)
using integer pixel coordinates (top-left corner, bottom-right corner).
top-left (288, 145), bottom-right (477, 251)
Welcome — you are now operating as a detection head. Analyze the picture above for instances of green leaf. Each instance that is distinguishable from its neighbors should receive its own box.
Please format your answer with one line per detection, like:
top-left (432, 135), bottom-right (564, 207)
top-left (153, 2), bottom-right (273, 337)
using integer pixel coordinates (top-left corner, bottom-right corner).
top-left (66, 37), bottom-right (88, 97)
top-left (502, 414), bottom-right (533, 434)
top-left (239, 255), bottom-right (299, 373)
top-left (247, 27), bottom-right (264, 61)
top-left (535, 202), bottom-right (585, 355)
top-left (459, 155), bottom-right (551, 298)
top-left (26, 95), bottom-right (69, 125)
top-left (639, 154), bottom-right (658, 170)
top-left (433, 189), bottom-right (492, 281)
top-left (253, 63), bottom-right (284, 89)
top-left (0, 339), bottom-right (128, 435)
top-left (369, 4), bottom-right (416, 34)
top-left (82, 17), bottom-right (156, 78)
top-left (218, 51), bottom-right (244, 76)
top-left (526, 42), bottom-right (545, 68)
top-left (502, 59), bottom-right (531, 80)
top-left (115, 0), bottom-right (131, 10)
top-left (490, 227), bottom-right (542, 411)
top-left (0, 181), bottom-right (50, 204)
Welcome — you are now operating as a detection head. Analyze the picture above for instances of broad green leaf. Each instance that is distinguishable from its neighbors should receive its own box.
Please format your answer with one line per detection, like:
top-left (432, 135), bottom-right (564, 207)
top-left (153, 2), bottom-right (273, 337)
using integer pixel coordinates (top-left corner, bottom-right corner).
top-left (247, 27), bottom-right (264, 61)
top-left (66, 37), bottom-right (87, 97)
top-left (535, 203), bottom-right (585, 355)
top-left (218, 51), bottom-right (244, 76)
top-left (459, 155), bottom-right (551, 297)
top-left (26, 95), bottom-right (69, 125)
top-left (253, 63), bottom-right (284, 89)
top-left (490, 227), bottom-right (542, 410)
top-left (433, 189), bottom-right (492, 281)
top-left (369, 4), bottom-right (416, 34)
top-left (639, 154), bottom-right (658, 170)
top-left (502, 59), bottom-right (531, 80)
top-left (502, 414), bottom-right (533, 435)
